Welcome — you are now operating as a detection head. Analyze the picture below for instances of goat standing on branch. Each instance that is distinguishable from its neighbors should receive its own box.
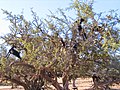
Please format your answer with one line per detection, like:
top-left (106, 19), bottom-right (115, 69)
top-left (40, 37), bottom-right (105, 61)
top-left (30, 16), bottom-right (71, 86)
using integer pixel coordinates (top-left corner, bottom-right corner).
top-left (78, 18), bottom-right (87, 40)
top-left (6, 46), bottom-right (21, 60)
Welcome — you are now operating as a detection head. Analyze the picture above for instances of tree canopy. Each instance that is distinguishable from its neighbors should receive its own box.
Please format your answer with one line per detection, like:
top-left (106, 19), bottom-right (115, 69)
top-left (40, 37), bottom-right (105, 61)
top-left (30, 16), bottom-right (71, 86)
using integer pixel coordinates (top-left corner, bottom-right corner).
top-left (0, 0), bottom-right (120, 90)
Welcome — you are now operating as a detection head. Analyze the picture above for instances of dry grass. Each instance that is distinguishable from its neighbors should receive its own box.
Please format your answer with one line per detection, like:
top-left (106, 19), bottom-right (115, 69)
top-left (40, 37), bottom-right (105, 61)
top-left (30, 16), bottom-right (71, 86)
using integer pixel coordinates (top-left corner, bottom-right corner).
top-left (0, 78), bottom-right (119, 90)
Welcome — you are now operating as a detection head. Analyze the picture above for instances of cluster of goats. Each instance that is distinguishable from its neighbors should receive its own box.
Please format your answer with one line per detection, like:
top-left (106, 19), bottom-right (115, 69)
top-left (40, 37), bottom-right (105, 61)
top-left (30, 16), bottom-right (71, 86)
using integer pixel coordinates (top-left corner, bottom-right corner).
top-left (0, 18), bottom-right (119, 90)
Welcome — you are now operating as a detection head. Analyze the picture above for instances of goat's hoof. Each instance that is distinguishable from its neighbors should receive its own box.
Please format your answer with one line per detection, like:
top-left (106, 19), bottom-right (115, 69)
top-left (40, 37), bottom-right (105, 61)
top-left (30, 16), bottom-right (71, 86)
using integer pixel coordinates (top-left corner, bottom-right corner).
top-left (72, 87), bottom-right (78, 90)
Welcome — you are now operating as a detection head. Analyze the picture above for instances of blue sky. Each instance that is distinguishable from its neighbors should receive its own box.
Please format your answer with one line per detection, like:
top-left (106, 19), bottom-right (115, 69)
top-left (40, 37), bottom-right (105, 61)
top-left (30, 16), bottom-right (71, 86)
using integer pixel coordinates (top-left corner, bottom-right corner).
top-left (0, 0), bottom-right (120, 36)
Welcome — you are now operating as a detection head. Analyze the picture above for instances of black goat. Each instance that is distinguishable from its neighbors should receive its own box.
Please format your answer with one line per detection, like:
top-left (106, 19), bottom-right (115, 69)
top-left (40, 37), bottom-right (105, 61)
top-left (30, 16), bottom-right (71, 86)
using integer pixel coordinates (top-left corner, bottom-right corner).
top-left (6, 46), bottom-right (21, 60)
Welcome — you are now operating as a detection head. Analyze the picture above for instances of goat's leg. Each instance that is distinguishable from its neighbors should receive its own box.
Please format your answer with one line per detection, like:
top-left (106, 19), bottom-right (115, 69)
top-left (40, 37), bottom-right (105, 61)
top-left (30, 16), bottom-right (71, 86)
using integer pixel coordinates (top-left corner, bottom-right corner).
top-left (72, 79), bottom-right (78, 90)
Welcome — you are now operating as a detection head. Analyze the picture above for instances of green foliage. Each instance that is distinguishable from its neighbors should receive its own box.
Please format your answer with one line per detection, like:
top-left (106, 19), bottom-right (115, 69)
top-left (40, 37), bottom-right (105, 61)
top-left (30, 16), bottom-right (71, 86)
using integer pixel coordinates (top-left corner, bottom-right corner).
top-left (0, 0), bottom-right (120, 89)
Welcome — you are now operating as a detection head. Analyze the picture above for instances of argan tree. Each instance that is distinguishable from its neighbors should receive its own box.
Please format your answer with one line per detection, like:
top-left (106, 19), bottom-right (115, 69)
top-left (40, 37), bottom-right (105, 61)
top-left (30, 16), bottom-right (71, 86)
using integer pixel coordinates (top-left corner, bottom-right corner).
top-left (0, 0), bottom-right (120, 90)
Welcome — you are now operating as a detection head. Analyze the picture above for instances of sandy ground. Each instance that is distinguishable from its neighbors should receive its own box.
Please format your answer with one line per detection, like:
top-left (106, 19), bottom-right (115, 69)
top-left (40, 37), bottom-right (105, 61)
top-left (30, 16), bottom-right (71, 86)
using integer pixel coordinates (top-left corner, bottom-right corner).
top-left (0, 86), bottom-right (23, 90)
top-left (0, 78), bottom-right (119, 90)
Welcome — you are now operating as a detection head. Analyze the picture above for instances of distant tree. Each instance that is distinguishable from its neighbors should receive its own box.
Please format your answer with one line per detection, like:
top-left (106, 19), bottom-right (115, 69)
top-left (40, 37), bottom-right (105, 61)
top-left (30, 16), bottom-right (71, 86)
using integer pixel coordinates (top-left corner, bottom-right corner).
top-left (0, 0), bottom-right (120, 90)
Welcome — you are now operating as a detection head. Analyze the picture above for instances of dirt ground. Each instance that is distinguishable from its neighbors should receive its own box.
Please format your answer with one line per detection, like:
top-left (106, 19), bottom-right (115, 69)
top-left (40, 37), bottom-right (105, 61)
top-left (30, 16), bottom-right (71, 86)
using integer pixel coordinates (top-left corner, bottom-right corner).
top-left (0, 78), bottom-right (119, 90)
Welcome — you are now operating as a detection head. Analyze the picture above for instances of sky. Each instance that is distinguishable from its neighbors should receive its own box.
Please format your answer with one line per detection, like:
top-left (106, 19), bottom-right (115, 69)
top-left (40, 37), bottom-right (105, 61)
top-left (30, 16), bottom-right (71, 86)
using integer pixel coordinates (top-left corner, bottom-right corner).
top-left (0, 0), bottom-right (120, 36)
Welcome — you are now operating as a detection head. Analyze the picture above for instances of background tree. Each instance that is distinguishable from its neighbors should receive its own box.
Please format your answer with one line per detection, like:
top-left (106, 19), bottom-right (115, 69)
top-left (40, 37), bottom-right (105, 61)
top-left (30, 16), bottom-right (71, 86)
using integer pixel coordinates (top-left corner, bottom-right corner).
top-left (0, 0), bottom-right (120, 90)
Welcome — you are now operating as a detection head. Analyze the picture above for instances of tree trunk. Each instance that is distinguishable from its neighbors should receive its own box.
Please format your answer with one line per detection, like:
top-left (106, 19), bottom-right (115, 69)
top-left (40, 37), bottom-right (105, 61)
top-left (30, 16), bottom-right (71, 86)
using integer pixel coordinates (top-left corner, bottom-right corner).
top-left (40, 68), bottom-right (63, 90)
top-left (62, 74), bottom-right (70, 90)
